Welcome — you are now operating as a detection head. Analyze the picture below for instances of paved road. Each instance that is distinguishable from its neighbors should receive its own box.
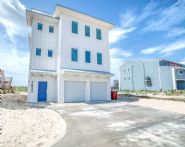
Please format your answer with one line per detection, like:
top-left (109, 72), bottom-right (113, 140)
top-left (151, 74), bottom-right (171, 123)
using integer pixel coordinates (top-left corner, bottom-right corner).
top-left (50, 101), bottom-right (185, 147)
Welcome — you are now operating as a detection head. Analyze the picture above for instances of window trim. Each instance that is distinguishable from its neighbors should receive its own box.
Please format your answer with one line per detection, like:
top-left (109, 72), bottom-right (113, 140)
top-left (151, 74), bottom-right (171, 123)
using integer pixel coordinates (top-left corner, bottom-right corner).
top-left (85, 50), bottom-right (91, 63)
top-left (85, 25), bottom-right (90, 37)
top-left (36, 48), bottom-right (41, 56)
top-left (178, 70), bottom-right (183, 75)
top-left (49, 26), bottom-right (54, 33)
top-left (96, 28), bottom-right (102, 40)
top-left (71, 48), bottom-right (78, 62)
top-left (37, 23), bottom-right (43, 30)
top-left (48, 50), bottom-right (53, 57)
top-left (72, 21), bottom-right (78, 34)
top-left (97, 52), bottom-right (102, 65)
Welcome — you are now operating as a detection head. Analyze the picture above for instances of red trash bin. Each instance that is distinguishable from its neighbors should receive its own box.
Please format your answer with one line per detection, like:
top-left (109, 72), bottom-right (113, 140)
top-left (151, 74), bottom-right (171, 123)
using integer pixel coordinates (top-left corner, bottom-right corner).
top-left (111, 91), bottom-right (117, 100)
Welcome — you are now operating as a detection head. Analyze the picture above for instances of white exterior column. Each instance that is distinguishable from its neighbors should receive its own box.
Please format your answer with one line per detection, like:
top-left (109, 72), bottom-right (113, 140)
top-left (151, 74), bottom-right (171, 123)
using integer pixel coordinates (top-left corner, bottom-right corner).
top-left (86, 80), bottom-right (90, 102)
top-left (57, 15), bottom-right (62, 103)
top-left (107, 78), bottom-right (111, 101)
top-left (172, 68), bottom-right (177, 90)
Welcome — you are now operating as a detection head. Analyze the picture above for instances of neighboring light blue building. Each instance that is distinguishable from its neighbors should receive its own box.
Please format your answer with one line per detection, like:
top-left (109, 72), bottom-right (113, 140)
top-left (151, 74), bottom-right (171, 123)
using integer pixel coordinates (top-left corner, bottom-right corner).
top-left (119, 59), bottom-right (185, 91)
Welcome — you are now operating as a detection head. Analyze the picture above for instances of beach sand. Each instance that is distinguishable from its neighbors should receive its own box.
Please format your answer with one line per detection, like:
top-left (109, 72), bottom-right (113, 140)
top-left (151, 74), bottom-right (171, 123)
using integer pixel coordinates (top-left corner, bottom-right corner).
top-left (0, 93), bottom-right (66, 147)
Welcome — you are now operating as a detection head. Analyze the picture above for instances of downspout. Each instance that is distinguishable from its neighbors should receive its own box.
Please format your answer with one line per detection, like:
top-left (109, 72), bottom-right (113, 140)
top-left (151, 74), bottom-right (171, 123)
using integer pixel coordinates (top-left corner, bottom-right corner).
top-left (143, 63), bottom-right (146, 90)
top-left (172, 68), bottom-right (177, 90)
top-left (158, 61), bottom-right (162, 91)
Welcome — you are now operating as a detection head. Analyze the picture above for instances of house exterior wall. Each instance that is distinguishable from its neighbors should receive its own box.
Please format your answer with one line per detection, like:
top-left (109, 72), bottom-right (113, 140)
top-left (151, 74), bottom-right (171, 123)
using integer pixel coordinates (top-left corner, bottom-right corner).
top-left (27, 7), bottom-right (113, 103)
top-left (160, 66), bottom-right (174, 91)
top-left (119, 59), bottom-right (184, 91)
top-left (59, 13), bottom-right (110, 72)
top-left (175, 69), bottom-right (185, 80)
top-left (58, 75), bottom-right (111, 103)
top-left (30, 17), bottom-right (59, 71)
top-left (27, 74), bottom-right (57, 102)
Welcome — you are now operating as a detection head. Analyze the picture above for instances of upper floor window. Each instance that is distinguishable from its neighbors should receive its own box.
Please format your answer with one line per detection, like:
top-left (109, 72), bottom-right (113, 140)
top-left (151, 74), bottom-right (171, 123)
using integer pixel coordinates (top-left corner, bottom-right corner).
top-left (36, 48), bottom-right (41, 56)
top-left (48, 50), bottom-right (53, 57)
top-left (37, 23), bottom-right (43, 30)
top-left (72, 21), bottom-right (78, 34)
top-left (178, 70), bottom-right (183, 75)
top-left (49, 26), bottom-right (54, 33)
top-left (85, 25), bottom-right (90, 37)
top-left (85, 51), bottom-right (91, 63)
top-left (71, 48), bottom-right (78, 61)
top-left (96, 28), bottom-right (102, 40)
top-left (97, 53), bottom-right (102, 65)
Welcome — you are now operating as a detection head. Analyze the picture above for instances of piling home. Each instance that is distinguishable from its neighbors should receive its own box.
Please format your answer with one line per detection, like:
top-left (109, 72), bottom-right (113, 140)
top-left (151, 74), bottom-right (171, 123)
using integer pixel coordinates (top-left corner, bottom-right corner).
top-left (119, 59), bottom-right (185, 91)
top-left (26, 5), bottom-right (114, 103)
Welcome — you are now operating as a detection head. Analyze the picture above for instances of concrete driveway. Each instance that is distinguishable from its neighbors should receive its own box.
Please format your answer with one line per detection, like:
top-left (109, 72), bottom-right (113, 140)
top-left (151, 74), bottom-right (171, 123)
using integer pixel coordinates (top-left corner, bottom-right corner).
top-left (50, 101), bottom-right (185, 147)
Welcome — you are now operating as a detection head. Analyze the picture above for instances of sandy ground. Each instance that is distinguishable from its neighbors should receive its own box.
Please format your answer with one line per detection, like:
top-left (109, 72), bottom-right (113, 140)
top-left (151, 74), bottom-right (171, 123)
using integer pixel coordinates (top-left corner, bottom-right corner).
top-left (0, 93), bottom-right (66, 147)
top-left (131, 98), bottom-right (185, 114)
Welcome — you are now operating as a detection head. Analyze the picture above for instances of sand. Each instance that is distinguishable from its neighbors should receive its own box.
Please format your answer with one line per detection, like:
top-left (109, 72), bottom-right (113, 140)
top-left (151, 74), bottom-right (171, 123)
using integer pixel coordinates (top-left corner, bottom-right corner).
top-left (0, 93), bottom-right (66, 147)
top-left (131, 98), bottom-right (185, 114)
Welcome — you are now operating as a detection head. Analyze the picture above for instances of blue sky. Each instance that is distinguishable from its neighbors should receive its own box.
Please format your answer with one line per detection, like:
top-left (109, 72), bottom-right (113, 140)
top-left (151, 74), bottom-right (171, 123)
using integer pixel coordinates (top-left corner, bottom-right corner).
top-left (0, 0), bottom-right (185, 85)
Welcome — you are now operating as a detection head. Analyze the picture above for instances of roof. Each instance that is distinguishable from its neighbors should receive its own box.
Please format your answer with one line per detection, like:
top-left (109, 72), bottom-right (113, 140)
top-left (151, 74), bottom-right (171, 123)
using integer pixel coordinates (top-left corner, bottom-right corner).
top-left (26, 4), bottom-right (114, 29)
top-left (54, 4), bottom-right (114, 29)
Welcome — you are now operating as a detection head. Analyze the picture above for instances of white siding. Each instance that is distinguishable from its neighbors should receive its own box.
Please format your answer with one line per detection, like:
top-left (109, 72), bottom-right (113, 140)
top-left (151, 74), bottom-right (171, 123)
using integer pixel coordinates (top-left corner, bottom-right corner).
top-left (59, 13), bottom-right (110, 72)
top-left (30, 17), bottom-right (59, 71)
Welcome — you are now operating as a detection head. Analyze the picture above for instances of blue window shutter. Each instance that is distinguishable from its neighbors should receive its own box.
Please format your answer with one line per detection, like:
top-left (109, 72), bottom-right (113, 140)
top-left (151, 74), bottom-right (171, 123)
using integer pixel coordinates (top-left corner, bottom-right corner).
top-left (48, 50), bottom-right (53, 57)
top-left (85, 51), bottom-right (91, 63)
top-left (96, 28), bottom-right (102, 40)
top-left (72, 21), bottom-right (78, 34)
top-left (36, 48), bottom-right (41, 56)
top-left (97, 53), bottom-right (102, 65)
top-left (38, 23), bottom-right (43, 30)
top-left (85, 25), bottom-right (90, 37)
top-left (49, 26), bottom-right (54, 33)
top-left (71, 48), bottom-right (78, 61)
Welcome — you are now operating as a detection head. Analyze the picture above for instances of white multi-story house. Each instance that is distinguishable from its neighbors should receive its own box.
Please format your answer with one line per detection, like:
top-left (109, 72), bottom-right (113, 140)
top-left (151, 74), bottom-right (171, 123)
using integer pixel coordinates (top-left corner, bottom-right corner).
top-left (26, 5), bottom-right (114, 103)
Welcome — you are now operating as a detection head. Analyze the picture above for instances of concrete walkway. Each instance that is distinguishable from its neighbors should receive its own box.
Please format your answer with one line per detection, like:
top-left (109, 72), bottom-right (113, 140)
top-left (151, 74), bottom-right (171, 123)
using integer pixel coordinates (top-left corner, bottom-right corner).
top-left (50, 101), bottom-right (185, 147)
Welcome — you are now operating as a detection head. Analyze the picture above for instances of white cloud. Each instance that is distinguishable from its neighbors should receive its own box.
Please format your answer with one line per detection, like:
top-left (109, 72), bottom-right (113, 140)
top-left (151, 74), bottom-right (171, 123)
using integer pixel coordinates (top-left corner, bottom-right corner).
top-left (0, 43), bottom-right (29, 86)
top-left (110, 48), bottom-right (132, 58)
top-left (0, 0), bottom-right (29, 86)
top-left (167, 28), bottom-right (185, 38)
top-left (140, 38), bottom-right (185, 56)
top-left (0, 0), bottom-right (28, 41)
top-left (180, 58), bottom-right (185, 65)
top-left (144, 0), bottom-right (185, 32)
top-left (140, 46), bottom-right (163, 55)
top-left (109, 1), bottom-right (158, 44)
top-left (109, 27), bottom-right (135, 44)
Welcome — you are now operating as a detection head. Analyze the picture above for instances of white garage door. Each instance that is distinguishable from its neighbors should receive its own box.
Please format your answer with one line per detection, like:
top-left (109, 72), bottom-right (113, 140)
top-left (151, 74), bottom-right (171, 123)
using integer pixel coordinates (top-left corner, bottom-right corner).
top-left (90, 82), bottom-right (107, 101)
top-left (64, 81), bottom-right (86, 102)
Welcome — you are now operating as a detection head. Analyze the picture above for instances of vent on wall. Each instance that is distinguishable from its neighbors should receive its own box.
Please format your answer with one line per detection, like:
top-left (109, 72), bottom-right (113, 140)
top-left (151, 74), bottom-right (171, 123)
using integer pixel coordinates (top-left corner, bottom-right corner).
top-left (144, 76), bottom-right (152, 87)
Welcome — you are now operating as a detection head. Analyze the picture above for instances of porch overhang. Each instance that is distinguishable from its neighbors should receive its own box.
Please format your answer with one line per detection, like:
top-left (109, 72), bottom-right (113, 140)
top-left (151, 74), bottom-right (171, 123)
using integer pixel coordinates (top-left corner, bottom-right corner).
top-left (30, 69), bottom-right (57, 76)
top-left (61, 68), bottom-right (114, 78)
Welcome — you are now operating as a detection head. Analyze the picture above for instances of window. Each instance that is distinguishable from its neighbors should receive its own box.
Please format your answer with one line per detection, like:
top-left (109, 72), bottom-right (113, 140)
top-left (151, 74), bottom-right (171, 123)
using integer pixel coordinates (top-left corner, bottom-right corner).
top-left (72, 21), bottom-right (78, 34)
top-left (71, 48), bottom-right (78, 61)
top-left (37, 23), bottom-right (43, 30)
top-left (49, 26), bottom-right (54, 33)
top-left (97, 53), bottom-right (102, 65)
top-left (85, 25), bottom-right (90, 37)
top-left (85, 51), bottom-right (91, 63)
top-left (128, 77), bottom-right (131, 80)
top-left (36, 48), bottom-right (41, 56)
top-left (128, 67), bottom-right (131, 72)
top-left (48, 50), bottom-right (53, 57)
top-left (179, 70), bottom-right (183, 75)
top-left (124, 77), bottom-right (126, 80)
top-left (96, 28), bottom-right (102, 40)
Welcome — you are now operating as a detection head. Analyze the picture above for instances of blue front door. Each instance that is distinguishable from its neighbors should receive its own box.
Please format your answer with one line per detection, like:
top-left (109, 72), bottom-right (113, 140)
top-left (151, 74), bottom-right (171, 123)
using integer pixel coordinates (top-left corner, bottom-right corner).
top-left (38, 81), bottom-right (47, 102)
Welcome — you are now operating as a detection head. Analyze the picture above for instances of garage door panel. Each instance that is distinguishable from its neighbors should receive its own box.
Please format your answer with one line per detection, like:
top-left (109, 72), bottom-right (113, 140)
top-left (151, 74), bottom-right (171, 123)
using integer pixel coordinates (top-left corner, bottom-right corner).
top-left (64, 81), bottom-right (85, 102)
top-left (90, 82), bottom-right (107, 101)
